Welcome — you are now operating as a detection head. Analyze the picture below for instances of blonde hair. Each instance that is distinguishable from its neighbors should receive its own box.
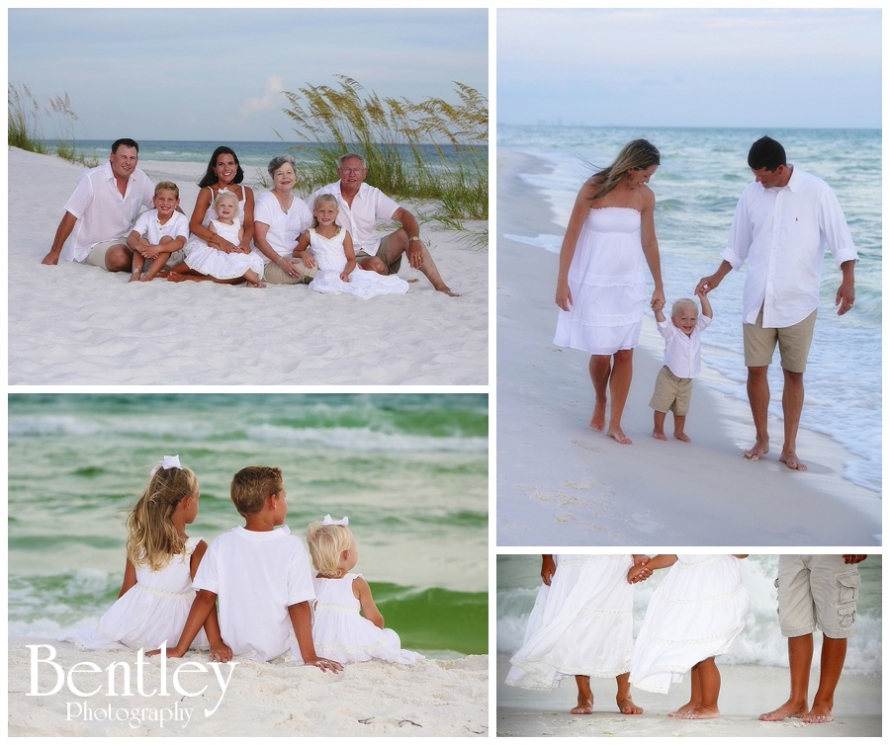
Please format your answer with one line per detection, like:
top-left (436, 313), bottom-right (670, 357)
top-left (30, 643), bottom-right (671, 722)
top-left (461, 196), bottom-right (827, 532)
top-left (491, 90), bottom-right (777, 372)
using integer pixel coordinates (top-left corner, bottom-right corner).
top-left (126, 464), bottom-right (198, 571)
top-left (230, 466), bottom-right (283, 516)
top-left (311, 193), bottom-right (341, 233)
top-left (588, 139), bottom-right (660, 201)
top-left (154, 181), bottom-right (179, 199)
top-left (214, 190), bottom-right (239, 209)
top-left (671, 297), bottom-right (699, 317)
top-left (306, 522), bottom-right (354, 577)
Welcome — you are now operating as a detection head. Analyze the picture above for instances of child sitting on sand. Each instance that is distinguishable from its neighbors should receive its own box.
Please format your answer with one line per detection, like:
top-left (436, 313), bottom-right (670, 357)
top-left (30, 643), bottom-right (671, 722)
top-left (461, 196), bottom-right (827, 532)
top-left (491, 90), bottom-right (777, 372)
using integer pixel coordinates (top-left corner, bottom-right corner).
top-left (505, 554), bottom-right (648, 716)
top-left (649, 290), bottom-right (712, 442)
top-left (305, 516), bottom-right (422, 664)
top-left (126, 182), bottom-right (189, 282)
top-left (627, 555), bottom-right (749, 719)
top-left (150, 466), bottom-right (341, 671)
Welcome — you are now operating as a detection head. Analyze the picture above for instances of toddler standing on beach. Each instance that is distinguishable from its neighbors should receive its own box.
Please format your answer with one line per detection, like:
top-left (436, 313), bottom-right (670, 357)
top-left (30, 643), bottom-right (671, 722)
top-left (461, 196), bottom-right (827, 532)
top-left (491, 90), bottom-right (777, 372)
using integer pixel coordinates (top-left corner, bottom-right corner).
top-left (58, 456), bottom-right (228, 658)
top-left (126, 182), bottom-right (189, 282)
top-left (627, 554), bottom-right (749, 719)
top-left (649, 291), bottom-right (712, 442)
top-left (305, 516), bottom-right (422, 664)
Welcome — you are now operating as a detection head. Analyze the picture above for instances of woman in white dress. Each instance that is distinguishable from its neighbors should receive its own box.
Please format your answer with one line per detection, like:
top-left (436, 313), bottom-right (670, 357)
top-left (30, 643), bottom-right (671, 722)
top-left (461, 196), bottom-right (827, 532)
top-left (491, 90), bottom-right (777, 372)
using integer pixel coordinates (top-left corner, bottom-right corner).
top-left (554, 140), bottom-right (665, 444)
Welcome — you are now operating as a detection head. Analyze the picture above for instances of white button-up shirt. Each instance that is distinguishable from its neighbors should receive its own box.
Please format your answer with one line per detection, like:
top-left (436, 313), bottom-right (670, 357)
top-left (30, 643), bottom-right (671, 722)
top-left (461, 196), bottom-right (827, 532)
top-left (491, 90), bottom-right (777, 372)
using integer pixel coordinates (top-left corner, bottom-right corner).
top-left (721, 167), bottom-right (858, 328)
top-left (130, 209), bottom-right (189, 245)
top-left (61, 162), bottom-right (154, 262)
top-left (307, 181), bottom-right (400, 254)
top-left (658, 314), bottom-right (711, 379)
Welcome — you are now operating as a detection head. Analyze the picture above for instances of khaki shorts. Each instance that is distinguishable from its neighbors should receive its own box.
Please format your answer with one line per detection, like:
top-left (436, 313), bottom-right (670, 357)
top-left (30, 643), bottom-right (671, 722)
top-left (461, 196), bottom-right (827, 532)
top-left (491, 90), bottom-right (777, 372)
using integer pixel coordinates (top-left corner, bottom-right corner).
top-left (743, 307), bottom-right (817, 373)
top-left (263, 257), bottom-right (317, 285)
top-left (85, 238), bottom-right (130, 269)
top-left (776, 555), bottom-right (860, 639)
top-left (355, 232), bottom-right (402, 274)
top-left (649, 365), bottom-right (693, 416)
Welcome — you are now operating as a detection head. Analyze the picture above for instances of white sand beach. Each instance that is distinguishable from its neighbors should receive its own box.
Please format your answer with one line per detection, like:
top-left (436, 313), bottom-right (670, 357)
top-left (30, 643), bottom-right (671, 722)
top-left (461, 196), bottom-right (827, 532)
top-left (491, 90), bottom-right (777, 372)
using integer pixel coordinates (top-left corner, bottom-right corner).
top-left (8, 147), bottom-right (488, 385)
top-left (496, 150), bottom-right (881, 547)
top-left (496, 654), bottom-right (880, 737)
top-left (8, 638), bottom-right (488, 737)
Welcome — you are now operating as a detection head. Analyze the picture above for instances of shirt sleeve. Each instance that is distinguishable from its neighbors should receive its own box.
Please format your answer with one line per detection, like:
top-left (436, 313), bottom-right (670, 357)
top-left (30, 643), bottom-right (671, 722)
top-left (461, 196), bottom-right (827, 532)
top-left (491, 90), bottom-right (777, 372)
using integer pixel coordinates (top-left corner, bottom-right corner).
top-left (253, 192), bottom-right (274, 226)
top-left (656, 317), bottom-right (673, 341)
top-left (131, 211), bottom-right (150, 236)
top-left (375, 190), bottom-right (400, 221)
top-left (818, 187), bottom-right (858, 268)
top-left (721, 186), bottom-right (754, 269)
top-left (697, 314), bottom-right (713, 332)
top-left (172, 212), bottom-right (190, 239)
top-left (193, 536), bottom-right (220, 593)
top-left (62, 171), bottom-right (95, 220)
top-left (287, 539), bottom-right (316, 606)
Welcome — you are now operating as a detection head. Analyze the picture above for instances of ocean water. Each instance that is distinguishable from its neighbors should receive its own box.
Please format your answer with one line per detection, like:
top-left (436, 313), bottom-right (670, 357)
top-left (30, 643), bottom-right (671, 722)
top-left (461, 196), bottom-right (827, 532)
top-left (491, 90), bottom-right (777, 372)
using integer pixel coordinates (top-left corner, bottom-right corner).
top-left (497, 554), bottom-right (882, 677)
top-left (498, 125), bottom-right (881, 493)
top-left (8, 393), bottom-right (488, 657)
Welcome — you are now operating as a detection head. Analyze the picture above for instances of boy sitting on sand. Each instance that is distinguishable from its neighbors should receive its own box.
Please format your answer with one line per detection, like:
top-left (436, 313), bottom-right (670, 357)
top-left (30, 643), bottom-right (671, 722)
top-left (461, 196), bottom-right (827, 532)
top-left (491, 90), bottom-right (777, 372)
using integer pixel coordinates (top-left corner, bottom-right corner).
top-left (126, 181), bottom-right (189, 282)
top-left (649, 291), bottom-right (712, 442)
top-left (153, 466), bottom-right (342, 671)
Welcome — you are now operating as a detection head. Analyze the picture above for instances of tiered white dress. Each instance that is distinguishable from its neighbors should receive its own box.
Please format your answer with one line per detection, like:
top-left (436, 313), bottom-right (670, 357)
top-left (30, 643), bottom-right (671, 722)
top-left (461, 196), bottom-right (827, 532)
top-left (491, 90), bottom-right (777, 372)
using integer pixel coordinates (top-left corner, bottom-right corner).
top-left (629, 555), bottom-right (749, 694)
top-left (308, 228), bottom-right (409, 298)
top-left (311, 573), bottom-right (422, 664)
top-left (58, 536), bottom-right (208, 651)
top-left (554, 207), bottom-right (647, 354)
top-left (506, 555), bottom-right (635, 690)
top-left (184, 186), bottom-right (264, 280)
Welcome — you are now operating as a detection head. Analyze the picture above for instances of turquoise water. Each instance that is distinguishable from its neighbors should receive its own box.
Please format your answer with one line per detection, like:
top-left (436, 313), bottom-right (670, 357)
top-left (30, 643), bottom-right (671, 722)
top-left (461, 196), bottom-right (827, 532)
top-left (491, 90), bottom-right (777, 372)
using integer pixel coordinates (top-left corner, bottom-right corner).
top-left (497, 554), bottom-right (881, 676)
top-left (499, 125), bottom-right (881, 492)
top-left (8, 394), bottom-right (488, 656)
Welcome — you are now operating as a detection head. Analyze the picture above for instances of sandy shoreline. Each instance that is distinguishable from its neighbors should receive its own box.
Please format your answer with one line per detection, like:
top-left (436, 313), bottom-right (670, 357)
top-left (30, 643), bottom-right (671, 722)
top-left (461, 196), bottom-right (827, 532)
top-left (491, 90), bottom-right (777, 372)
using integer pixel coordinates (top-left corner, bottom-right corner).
top-left (496, 149), bottom-right (881, 547)
top-left (495, 654), bottom-right (880, 737)
top-left (8, 147), bottom-right (488, 385)
top-left (8, 637), bottom-right (488, 737)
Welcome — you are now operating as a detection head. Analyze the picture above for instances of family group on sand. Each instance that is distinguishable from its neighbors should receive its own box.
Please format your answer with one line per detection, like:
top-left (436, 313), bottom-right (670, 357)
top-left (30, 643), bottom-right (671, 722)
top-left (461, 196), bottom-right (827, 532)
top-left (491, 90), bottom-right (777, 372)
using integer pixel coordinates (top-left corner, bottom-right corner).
top-left (554, 136), bottom-right (857, 469)
top-left (506, 554), bottom-right (865, 724)
top-left (41, 139), bottom-right (458, 297)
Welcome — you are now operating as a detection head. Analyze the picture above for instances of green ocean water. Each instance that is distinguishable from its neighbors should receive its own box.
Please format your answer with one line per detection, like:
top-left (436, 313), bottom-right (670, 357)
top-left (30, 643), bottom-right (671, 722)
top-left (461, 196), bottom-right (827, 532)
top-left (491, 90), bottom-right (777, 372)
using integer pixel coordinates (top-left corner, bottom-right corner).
top-left (8, 393), bottom-right (488, 656)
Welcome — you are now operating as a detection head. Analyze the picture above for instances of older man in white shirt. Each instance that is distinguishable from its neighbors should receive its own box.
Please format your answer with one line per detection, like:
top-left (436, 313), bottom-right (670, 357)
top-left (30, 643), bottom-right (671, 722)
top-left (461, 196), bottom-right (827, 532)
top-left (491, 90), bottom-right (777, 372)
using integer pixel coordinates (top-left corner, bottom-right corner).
top-left (696, 136), bottom-right (857, 471)
top-left (41, 138), bottom-right (154, 271)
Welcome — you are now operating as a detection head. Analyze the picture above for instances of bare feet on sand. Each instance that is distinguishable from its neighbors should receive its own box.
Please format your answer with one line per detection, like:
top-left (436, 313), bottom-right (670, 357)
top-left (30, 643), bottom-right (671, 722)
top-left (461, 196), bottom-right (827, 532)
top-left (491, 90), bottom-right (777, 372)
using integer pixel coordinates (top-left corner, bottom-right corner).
top-left (590, 400), bottom-right (606, 431)
top-left (652, 429), bottom-right (667, 441)
top-left (743, 438), bottom-right (769, 460)
top-left (570, 696), bottom-right (593, 715)
top-left (617, 695), bottom-right (643, 715)
top-left (758, 699), bottom-right (808, 721)
top-left (606, 427), bottom-right (632, 445)
top-left (674, 431), bottom-right (691, 443)
top-left (675, 704), bottom-right (719, 719)
top-left (801, 704), bottom-right (834, 723)
top-left (779, 449), bottom-right (808, 471)
top-left (667, 702), bottom-right (696, 718)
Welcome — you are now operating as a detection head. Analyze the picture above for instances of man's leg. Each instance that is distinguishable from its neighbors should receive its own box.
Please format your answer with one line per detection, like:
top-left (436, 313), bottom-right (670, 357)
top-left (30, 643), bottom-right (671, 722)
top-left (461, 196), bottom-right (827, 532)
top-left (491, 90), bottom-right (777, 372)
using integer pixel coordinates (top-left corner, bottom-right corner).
top-left (104, 243), bottom-right (133, 272)
top-left (759, 633), bottom-right (813, 720)
top-left (744, 365), bottom-right (770, 459)
top-left (380, 229), bottom-right (456, 295)
top-left (779, 369), bottom-right (807, 470)
top-left (802, 636), bottom-right (846, 723)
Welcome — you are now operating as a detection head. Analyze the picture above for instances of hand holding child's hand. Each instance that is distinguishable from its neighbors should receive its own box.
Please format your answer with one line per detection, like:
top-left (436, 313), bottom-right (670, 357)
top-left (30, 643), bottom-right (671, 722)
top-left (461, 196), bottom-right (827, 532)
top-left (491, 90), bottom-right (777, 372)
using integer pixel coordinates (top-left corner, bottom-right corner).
top-left (626, 564), bottom-right (652, 584)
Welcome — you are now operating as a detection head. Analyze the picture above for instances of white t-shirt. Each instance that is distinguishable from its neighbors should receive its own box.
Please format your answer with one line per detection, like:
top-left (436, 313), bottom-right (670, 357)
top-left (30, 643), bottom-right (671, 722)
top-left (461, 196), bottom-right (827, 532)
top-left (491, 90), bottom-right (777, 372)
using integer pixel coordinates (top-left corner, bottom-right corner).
top-left (252, 189), bottom-right (312, 262)
top-left (130, 209), bottom-right (189, 245)
top-left (61, 162), bottom-right (154, 262)
top-left (193, 525), bottom-right (315, 662)
top-left (308, 181), bottom-right (400, 254)
top-left (657, 314), bottom-right (712, 379)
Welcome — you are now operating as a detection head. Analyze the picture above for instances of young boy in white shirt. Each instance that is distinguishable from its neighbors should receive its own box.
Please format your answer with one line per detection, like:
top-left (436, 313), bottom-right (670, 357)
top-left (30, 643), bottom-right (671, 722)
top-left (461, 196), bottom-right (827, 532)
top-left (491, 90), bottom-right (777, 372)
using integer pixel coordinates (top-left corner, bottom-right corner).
top-left (158, 466), bottom-right (342, 671)
top-left (126, 181), bottom-right (190, 282)
top-left (649, 291), bottom-right (713, 442)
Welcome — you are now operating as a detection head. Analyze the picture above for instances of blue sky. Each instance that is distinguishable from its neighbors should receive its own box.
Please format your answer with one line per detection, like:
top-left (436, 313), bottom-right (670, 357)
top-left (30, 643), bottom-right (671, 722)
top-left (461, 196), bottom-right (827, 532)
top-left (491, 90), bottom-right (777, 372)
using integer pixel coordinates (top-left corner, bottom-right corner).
top-left (8, 8), bottom-right (488, 142)
top-left (498, 8), bottom-right (880, 129)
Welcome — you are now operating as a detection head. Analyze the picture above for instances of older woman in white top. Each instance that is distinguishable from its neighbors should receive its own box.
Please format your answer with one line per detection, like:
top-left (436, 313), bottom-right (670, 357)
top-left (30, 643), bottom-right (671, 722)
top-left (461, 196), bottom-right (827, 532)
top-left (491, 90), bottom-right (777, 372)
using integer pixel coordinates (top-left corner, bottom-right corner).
top-left (252, 155), bottom-right (317, 285)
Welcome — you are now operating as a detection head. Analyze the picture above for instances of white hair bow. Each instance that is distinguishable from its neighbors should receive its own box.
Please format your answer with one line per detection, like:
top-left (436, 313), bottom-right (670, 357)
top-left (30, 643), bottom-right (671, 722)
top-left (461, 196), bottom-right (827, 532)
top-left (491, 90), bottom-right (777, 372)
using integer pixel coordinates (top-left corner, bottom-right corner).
top-left (151, 455), bottom-right (182, 475)
top-left (322, 515), bottom-right (348, 526)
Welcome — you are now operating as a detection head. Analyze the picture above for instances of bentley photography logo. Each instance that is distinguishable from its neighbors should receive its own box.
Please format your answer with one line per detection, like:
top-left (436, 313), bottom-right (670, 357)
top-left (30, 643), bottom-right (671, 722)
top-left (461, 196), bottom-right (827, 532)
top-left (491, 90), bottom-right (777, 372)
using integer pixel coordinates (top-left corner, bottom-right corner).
top-left (26, 643), bottom-right (238, 731)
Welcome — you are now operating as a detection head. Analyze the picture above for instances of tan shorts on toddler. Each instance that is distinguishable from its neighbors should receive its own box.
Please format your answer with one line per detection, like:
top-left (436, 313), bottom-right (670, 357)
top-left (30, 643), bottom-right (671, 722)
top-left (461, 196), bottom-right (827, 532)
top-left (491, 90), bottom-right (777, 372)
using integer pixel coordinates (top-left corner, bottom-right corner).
top-left (776, 555), bottom-right (860, 639)
top-left (649, 365), bottom-right (693, 416)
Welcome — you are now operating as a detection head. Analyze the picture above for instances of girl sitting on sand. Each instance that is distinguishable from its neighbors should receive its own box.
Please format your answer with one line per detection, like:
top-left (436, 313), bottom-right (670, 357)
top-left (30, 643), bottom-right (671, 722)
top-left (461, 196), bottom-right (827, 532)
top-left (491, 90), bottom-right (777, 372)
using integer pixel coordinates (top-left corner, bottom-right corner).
top-left (58, 456), bottom-right (230, 660)
top-left (294, 195), bottom-right (408, 298)
top-left (306, 516), bottom-right (421, 664)
top-left (627, 554), bottom-right (749, 719)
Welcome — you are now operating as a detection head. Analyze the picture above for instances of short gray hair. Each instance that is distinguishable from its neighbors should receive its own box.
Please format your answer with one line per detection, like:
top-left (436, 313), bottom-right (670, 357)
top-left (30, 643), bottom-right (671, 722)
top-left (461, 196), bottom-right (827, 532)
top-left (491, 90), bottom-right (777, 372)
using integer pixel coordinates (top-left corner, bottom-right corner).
top-left (337, 152), bottom-right (366, 169)
top-left (267, 154), bottom-right (296, 177)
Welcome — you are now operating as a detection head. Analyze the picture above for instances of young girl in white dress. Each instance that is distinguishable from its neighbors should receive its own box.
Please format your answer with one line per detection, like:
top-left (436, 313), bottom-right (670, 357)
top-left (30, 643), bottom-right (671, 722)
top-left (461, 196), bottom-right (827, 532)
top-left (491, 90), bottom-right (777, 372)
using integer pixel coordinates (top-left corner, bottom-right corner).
top-left (627, 554), bottom-right (749, 719)
top-left (305, 516), bottom-right (421, 664)
top-left (59, 456), bottom-right (229, 659)
top-left (506, 554), bottom-right (647, 715)
top-left (294, 194), bottom-right (409, 298)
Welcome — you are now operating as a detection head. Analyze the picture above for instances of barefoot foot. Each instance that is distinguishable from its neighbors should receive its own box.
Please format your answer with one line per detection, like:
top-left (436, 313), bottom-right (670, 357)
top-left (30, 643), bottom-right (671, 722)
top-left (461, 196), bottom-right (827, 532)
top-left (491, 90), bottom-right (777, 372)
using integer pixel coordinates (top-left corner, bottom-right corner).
top-left (674, 431), bottom-right (691, 443)
top-left (652, 430), bottom-right (667, 441)
top-left (590, 400), bottom-right (606, 431)
top-left (779, 449), bottom-right (807, 471)
top-left (758, 699), bottom-right (808, 721)
top-left (801, 703), bottom-right (834, 723)
top-left (617, 696), bottom-right (642, 715)
top-left (668, 702), bottom-right (697, 718)
top-left (606, 427), bottom-right (632, 445)
top-left (677, 704), bottom-right (720, 720)
top-left (743, 439), bottom-right (770, 460)
top-left (570, 696), bottom-right (593, 715)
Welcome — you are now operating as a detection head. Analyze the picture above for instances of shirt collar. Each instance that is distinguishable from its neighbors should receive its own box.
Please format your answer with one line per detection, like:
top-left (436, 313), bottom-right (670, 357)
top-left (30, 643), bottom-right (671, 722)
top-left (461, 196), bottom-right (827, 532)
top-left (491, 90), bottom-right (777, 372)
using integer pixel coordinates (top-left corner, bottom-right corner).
top-left (785, 164), bottom-right (800, 193)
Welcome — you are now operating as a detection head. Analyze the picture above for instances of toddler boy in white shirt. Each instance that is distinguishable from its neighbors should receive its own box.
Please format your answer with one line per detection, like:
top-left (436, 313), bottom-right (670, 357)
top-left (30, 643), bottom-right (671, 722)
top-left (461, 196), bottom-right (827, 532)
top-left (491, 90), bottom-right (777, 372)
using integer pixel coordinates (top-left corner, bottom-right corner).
top-left (126, 181), bottom-right (189, 281)
top-left (649, 291), bottom-right (713, 442)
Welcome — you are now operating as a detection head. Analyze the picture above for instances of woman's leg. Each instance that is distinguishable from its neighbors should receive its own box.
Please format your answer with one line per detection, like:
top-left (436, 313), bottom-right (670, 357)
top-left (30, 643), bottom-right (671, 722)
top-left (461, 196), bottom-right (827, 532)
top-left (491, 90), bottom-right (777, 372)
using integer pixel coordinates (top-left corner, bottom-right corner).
top-left (606, 349), bottom-right (634, 444)
top-left (588, 355), bottom-right (611, 430)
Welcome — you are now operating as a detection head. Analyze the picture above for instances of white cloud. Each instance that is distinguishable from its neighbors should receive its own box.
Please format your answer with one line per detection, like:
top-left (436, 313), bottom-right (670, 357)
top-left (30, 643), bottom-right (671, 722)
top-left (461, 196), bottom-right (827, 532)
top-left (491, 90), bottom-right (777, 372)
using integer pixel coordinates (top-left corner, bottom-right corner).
top-left (240, 75), bottom-right (285, 116)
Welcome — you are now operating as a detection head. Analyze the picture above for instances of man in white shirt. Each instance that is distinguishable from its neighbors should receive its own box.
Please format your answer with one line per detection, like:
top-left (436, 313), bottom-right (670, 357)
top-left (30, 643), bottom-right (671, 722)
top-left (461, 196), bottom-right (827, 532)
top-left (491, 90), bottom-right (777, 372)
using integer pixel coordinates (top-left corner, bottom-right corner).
top-left (307, 153), bottom-right (457, 296)
top-left (41, 138), bottom-right (154, 272)
top-left (696, 136), bottom-right (857, 471)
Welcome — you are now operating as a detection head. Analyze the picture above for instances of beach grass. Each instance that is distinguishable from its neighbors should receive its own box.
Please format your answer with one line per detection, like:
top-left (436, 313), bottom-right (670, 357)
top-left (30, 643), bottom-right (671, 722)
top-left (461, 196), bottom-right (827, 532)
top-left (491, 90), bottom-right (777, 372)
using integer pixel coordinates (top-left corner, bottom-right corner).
top-left (280, 76), bottom-right (488, 222)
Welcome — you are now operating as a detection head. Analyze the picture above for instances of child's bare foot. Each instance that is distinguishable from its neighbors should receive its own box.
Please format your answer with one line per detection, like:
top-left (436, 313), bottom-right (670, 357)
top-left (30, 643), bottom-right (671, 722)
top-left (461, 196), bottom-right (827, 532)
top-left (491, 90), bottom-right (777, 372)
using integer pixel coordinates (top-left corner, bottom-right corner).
top-left (801, 703), bottom-right (834, 723)
top-left (677, 704), bottom-right (719, 719)
top-left (606, 426), bottom-right (632, 444)
top-left (779, 449), bottom-right (807, 471)
top-left (167, 272), bottom-right (188, 282)
top-left (758, 699), bottom-right (808, 721)
top-left (617, 695), bottom-right (642, 715)
top-left (128, 273), bottom-right (141, 283)
top-left (674, 431), bottom-right (691, 443)
top-left (668, 702), bottom-right (697, 718)
top-left (590, 399), bottom-right (606, 431)
top-left (652, 428), bottom-right (667, 441)
top-left (743, 438), bottom-right (769, 460)
top-left (570, 695), bottom-right (593, 715)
